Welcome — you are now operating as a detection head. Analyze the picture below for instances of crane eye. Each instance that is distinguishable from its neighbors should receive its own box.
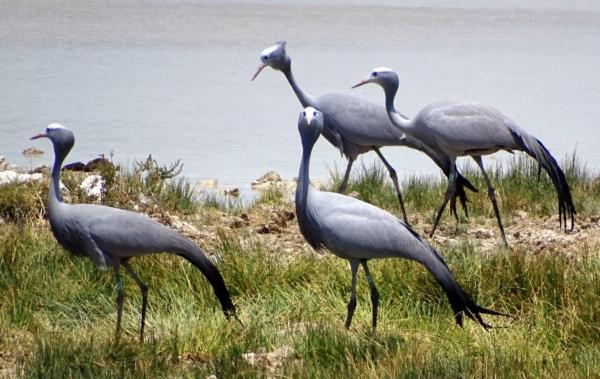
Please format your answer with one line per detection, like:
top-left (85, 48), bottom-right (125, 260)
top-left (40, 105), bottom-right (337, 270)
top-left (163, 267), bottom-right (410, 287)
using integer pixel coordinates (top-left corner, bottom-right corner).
top-left (372, 72), bottom-right (378, 77)
top-left (45, 128), bottom-right (50, 133)
top-left (313, 111), bottom-right (317, 116)
top-left (263, 55), bottom-right (269, 59)
top-left (302, 111), bottom-right (306, 116)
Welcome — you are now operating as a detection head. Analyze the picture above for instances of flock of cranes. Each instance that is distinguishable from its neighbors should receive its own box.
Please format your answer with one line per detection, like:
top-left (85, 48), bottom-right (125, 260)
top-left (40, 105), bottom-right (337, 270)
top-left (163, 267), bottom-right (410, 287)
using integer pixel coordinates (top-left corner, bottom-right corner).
top-left (30, 41), bottom-right (575, 340)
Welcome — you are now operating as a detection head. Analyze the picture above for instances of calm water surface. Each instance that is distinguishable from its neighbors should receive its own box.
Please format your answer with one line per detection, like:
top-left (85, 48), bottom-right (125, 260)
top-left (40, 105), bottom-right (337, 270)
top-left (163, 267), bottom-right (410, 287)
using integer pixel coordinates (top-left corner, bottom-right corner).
top-left (1, 1), bottom-right (599, 193)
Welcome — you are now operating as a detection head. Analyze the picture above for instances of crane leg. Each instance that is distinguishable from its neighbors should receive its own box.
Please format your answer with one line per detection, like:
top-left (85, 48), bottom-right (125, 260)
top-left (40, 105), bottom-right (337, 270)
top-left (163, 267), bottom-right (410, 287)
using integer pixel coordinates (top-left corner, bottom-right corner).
top-left (114, 261), bottom-right (125, 343)
top-left (361, 260), bottom-right (380, 330)
top-left (473, 156), bottom-right (508, 245)
top-left (123, 260), bottom-right (149, 342)
top-left (430, 160), bottom-right (457, 237)
top-left (374, 148), bottom-right (409, 225)
top-left (338, 158), bottom-right (354, 193)
top-left (345, 260), bottom-right (360, 330)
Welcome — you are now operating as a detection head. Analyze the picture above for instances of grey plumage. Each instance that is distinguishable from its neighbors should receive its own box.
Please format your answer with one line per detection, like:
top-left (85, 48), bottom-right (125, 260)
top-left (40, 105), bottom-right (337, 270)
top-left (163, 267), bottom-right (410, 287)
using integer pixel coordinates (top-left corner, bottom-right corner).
top-left (295, 107), bottom-right (506, 329)
top-left (252, 41), bottom-right (477, 225)
top-left (354, 68), bottom-right (576, 244)
top-left (31, 124), bottom-right (235, 341)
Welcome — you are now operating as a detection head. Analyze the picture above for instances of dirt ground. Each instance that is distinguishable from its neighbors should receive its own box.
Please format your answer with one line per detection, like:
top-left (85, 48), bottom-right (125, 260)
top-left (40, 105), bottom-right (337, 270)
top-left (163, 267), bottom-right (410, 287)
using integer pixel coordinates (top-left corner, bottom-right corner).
top-left (166, 203), bottom-right (600, 259)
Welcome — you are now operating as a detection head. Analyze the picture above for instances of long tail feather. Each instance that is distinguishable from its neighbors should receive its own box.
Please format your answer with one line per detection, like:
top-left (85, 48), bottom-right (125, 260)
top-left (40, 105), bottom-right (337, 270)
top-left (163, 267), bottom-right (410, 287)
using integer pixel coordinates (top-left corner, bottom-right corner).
top-left (522, 135), bottom-right (576, 231)
top-left (176, 243), bottom-right (236, 318)
top-left (413, 238), bottom-right (510, 329)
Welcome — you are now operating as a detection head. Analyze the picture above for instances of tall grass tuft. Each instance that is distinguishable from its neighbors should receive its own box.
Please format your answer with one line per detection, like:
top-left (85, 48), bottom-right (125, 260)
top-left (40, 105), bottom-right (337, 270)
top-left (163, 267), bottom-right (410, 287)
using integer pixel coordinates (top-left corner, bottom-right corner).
top-left (331, 152), bottom-right (599, 221)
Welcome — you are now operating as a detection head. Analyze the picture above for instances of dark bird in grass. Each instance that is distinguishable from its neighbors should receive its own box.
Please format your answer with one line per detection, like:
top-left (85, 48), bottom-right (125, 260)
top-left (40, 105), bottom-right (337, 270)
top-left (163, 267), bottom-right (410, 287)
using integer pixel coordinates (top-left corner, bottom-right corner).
top-left (353, 67), bottom-right (575, 245)
top-left (32, 124), bottom-right (237, 341)
top-left (252, 41), bottom-right (478, 226)
top-left (294, 107), bottom-right (508, 330)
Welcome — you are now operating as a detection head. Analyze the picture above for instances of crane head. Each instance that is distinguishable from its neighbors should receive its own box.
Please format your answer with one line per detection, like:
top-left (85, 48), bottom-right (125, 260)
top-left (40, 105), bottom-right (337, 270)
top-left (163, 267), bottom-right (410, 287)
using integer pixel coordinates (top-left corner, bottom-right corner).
top-left (298, 107), bottom-right (324, 145)
top-left (351, 67), bottom-right (399, 91)
top-left (251, 41), bottom-right (288, 81)
top-left (31, 123), bottom-right (75, 155)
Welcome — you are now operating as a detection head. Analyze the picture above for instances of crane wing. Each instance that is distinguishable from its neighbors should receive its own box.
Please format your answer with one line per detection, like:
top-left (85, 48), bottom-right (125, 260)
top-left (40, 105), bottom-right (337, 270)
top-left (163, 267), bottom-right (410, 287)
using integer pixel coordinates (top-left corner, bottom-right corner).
top-left (65, 204), bottom-right (185, 259)
top-left (308, 190), bottom-right (437, 262)
top-left (416, 103), bottom-right (520, 154)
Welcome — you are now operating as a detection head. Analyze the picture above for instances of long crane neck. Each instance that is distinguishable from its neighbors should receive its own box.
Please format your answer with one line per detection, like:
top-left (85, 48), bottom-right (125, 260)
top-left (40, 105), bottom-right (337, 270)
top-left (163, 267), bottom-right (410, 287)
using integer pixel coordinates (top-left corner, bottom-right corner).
top-left (49, 145), bottom-right (65, 205)
top-left (384, 84), bottom-right (414, 132)
top-left (295, 133), bottom-right (317, 210)
top-left (282, 63), bottom-right (315, 108)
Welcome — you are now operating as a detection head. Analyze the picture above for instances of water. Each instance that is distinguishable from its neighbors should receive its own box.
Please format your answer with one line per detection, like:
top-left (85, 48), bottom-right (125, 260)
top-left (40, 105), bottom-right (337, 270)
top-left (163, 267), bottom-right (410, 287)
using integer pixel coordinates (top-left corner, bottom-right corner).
top-left (1, 1), bottom-right (599, 194)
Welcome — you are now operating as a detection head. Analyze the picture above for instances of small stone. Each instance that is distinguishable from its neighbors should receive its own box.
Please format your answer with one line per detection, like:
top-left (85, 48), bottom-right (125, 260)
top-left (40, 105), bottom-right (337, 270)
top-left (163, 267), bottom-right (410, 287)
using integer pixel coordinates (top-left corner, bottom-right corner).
top-left (252, 171), bottom-right (282, 186)
top-left (257, 224), bottom-right (270, 234)
top-left (22, 147), bottom-right (44, 156)
top-left (347, 191), bottom-right (361, 199)
top-left (472, 228), bottom-right (492, 239)
top-left (282, 210), bottom-right (294, 221)
top-left (30, 165), bottom-right (50, 174)
top-left (0, 171), bottom-right (43, 186)
top-left (268, 223), bottom-right (281, 233)
top-left (224, 188), bottom-right (240, 197)
top-left (86, 156), bottom-right (113, 171)
top-left (79, 174), bottom-right (104, 199)
top-left (229, 217), bottom-right (245, 229)
top-left (242, 346), bottom-right (296, 374)
top-left (63, 162), bottom-right (87, 171)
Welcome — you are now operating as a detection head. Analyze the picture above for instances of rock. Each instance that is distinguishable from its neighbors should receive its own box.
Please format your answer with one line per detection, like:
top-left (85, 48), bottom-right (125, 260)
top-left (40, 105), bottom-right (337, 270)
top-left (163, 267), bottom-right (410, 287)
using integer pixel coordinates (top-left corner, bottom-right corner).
top-left (347, 191), bottom-right (361, 199)
top-left (252, 171), bottom-right (282, 187)
top-left (196, 178), bottom-right (218, 190)
top-left (63, 162), bottom-right (87, 171)
top-left (170, 215), bottom-right (201, 237)
top-left (30, 165), bottom-right (50, 175)
top-left (242, 346), bottom-right (296, 374)
top-left (85, 156), bottom-right (113, 171)
top-left (63, 157), bottom-right (114, 172)
top-left (224, 188), bottom-right (240, 197)
top-left (257, 224), bottom-right (271, 234)
top-left (0, 171), bottom-right (43, 186)
top-left (270, 210), bottom-right (295, 228)
top-left (229, 217), bottom-right (246, 229)
top-left (79, 175), bottom-right (104, 199)
top-left (472, 228), bottom-right (492, 239)
top-left (178, 351), bottom-right (211, 365)
top-left (22, 147), bottom-right (44, 156)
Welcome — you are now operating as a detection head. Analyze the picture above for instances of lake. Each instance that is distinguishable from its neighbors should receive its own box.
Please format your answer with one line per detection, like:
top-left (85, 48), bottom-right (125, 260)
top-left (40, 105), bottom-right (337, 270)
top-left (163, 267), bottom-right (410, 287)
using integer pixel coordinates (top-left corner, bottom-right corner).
top-left (1, 0), bottom-right (599, 194)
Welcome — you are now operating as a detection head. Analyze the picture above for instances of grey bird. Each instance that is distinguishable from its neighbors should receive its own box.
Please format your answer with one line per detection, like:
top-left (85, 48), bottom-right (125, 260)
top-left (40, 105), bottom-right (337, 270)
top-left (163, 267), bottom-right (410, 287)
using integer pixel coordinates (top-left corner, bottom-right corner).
top-left (252, 41), bottom-right (478, 225)
top-left (31, 124), bottom-right (236, 341)
top-left (353, 68), bottom-right (576, 244)
top-left (295, 107), bottom-right (506, 330)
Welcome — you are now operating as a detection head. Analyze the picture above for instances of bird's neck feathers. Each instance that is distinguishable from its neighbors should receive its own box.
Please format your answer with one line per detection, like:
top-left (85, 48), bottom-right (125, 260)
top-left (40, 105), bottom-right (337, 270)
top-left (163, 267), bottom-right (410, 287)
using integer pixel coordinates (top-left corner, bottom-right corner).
top-left (296, 132), bottom-right (318, 206)
top-left (49, 142), bottom-right (70, 204)
top-left (282, 62), bottom-right (315, 108)
top-left (383, 83), bottom-right (413, 132)
top-left (297, 145), bottom-right (313, 194)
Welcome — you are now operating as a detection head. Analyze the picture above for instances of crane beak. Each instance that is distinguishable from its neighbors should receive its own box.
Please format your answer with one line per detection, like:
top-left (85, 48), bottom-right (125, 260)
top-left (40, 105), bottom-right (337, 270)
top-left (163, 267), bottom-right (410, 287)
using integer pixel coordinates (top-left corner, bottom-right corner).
top-left (30, 133), bottom-right (47, 140)
top-left (351, 79), bottom-right (370, 89)
top-left (251, 63), bottom-right (267, 81)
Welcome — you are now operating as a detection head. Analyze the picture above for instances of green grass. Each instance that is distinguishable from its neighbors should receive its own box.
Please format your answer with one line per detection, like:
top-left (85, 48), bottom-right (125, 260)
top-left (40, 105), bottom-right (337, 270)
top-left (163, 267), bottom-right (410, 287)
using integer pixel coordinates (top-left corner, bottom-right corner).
top-left (1, 153), bottom-right (599, 377)
top-left (1, 224), bottom-right (599, 377)
top-left (329, 152), bottom-right (600, 223)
